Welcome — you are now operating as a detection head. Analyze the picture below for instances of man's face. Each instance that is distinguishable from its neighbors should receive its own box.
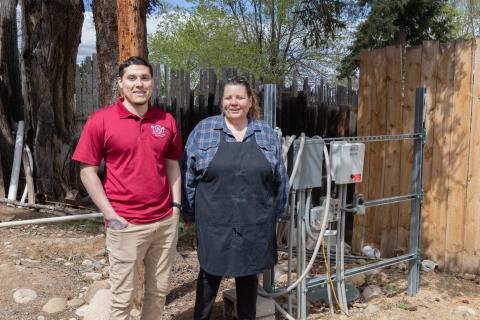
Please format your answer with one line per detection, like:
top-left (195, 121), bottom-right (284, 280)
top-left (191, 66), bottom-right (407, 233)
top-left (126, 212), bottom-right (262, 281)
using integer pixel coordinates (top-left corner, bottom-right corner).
top-left (118, 64), bottom-right (153, 107)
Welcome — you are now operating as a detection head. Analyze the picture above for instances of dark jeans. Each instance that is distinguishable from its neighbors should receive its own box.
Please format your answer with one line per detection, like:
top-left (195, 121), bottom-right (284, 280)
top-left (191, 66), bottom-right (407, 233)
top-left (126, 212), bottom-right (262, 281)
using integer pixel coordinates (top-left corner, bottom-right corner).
top-left (193, 269), bottom-right (258, 320)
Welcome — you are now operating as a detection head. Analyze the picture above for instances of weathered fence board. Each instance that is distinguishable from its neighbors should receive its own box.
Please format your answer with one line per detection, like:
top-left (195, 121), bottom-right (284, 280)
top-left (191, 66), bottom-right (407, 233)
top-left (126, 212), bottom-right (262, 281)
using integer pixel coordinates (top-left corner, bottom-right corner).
top-left (464, 38), bottom-right (480, 273)
top-left (356, 38), bottom-right (480, 273)
top-left (352, 51), bottom-right (372, 253)
top-left (380, 45), bottom-right (403, 256)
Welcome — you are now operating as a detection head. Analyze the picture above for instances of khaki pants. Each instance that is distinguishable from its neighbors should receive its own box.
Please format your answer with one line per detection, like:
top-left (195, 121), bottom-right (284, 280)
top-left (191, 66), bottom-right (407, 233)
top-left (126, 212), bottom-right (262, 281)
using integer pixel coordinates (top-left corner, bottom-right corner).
top-left (106, 213), bottom-right (179, 320)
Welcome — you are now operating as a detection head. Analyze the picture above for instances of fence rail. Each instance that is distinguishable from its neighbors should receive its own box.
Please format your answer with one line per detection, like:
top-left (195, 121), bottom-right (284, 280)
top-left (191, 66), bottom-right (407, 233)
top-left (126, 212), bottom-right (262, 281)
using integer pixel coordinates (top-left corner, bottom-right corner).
top-left (74, 55), bottom-right (358, 144)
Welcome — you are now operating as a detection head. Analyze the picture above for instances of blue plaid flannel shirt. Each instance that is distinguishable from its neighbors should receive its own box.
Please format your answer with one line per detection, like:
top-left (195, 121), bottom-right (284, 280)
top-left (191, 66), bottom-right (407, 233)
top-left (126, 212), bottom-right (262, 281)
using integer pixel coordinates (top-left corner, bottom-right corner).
top-left (182, 115), bottom-right (288, 222)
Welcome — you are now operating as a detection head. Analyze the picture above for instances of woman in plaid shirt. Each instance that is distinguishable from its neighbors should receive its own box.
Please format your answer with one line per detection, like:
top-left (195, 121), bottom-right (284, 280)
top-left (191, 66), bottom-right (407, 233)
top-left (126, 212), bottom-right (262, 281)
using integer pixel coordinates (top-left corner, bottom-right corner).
top-left (182, 76), bottom-right (288, 320)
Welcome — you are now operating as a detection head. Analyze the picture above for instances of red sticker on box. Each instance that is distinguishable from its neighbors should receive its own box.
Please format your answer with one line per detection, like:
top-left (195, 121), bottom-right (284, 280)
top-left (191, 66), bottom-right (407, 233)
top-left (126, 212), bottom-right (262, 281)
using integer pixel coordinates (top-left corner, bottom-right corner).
top-left (351, 173), bottom-right (362, 182)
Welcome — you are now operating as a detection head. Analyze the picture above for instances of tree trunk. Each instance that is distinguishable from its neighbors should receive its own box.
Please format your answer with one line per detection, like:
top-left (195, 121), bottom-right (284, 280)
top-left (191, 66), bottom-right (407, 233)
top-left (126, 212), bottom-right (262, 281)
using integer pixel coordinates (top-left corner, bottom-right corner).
top-left (117, 0), bottom-right (148, 61)
top-left (21, 0), bottom-right (84, 199)
top-left (0, 0), bottom-right (23, 195)
top-left (92, 0), bottom-right (120, 107)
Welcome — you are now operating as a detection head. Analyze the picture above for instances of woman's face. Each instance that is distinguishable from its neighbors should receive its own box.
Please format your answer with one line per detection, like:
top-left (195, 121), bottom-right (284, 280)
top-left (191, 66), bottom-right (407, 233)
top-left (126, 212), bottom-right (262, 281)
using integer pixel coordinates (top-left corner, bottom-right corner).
top-left (222, 84), bottom-right (252, 122)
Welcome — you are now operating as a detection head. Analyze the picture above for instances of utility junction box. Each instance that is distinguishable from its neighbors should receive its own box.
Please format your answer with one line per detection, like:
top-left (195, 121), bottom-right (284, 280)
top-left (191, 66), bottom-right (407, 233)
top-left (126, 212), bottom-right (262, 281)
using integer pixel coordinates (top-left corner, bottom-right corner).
top-left (330, 141), bottom-right (365, 184)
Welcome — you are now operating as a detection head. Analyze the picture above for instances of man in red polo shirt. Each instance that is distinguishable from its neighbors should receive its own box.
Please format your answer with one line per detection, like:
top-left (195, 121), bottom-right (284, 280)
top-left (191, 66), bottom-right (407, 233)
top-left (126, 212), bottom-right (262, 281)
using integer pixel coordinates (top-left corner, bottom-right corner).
top-left (72, 56), bottom-right (182, 320)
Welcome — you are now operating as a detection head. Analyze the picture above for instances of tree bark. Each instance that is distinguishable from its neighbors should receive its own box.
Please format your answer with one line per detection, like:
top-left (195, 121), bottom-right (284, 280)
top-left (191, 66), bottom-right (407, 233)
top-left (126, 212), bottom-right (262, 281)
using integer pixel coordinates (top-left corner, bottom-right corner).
top-left (0, 0), bottom-right (23, 194)
top-left (92, 0), bottom-right (120, 107)
top-left (117, 0), bottom-right (148, 61)
top-left (21, 0), bottom-right (84, 199)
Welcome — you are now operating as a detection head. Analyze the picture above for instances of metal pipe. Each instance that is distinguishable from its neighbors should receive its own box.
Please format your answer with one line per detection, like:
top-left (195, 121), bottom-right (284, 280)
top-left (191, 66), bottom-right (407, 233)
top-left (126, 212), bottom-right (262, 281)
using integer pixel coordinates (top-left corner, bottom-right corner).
top-left (306, 253), bottom-right (416, 288)
top-left (287, 190), bottom-right (296, 315)
top-left (296, 190), bottom-right (303, 319)
top-left (408, 88), bottom-right (426, 296)
top-left (8, 121), bottom-right (25, 201)
top-left (0, 212), bottom-right (103, 227)
top-left (263, 84), bottom-right (277, 128)
top-left (260, 144), bottom-right (332, 300)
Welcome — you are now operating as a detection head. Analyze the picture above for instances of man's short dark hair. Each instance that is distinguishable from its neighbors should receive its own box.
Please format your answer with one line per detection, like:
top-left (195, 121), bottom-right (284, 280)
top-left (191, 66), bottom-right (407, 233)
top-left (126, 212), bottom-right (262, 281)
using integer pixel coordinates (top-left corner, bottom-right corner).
top-left (118, 56), bottom-right (153, 77)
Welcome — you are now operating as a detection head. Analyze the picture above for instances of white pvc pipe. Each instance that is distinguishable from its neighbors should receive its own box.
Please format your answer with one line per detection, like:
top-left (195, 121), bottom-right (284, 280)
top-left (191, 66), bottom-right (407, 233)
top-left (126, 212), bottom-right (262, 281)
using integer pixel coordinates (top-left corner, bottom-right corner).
top-left (8, 121), bottom-right (25, 201)
top-left (288, 134), bottom-right (305, 191)
top-left (20, 145), bottom-right (34, 203)
top-left (0, 212), bottom-right (103, 227)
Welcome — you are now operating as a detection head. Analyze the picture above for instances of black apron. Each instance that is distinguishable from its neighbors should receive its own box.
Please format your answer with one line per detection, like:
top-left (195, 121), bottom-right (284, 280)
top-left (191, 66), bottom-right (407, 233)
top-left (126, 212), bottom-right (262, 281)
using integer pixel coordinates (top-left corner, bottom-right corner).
top-left (195, 131), bottom-right (277, 277)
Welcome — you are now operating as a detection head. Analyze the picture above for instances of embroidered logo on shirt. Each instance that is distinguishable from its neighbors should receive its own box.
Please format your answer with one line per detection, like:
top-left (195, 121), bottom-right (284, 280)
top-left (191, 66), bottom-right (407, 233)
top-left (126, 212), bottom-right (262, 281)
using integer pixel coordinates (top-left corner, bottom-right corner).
top-left (151, 124), bottom-right (166, 137)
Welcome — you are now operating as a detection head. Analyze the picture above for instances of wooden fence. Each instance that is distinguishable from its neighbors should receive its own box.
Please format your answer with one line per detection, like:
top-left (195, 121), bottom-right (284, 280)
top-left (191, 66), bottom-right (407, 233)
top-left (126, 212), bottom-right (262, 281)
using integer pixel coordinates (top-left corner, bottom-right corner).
top-left (353, 39), bottom-right (480, 273)
top-left (74, 56), bottom-right (358, 144)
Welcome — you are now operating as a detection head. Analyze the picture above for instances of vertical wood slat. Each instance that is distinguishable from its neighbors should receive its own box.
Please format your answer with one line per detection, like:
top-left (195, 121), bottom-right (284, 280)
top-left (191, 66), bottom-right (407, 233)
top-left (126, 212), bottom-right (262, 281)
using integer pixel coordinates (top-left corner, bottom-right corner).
top-left (419, 40), bottom-right (439, 259)
top-left (463, 38), bottom-right (480, 273)
top-left (445, 40), bottom-right (473, 272)
top-left (379, 45), bottom-right (403, 256)
top-left (427, 42), bottom-right (455, 266)
top-left (352, 51), bottom-right (373, 253)
top-left (365, 48), bottom-right (387, 249)
top-left (397, 46), bottom-right (422, 250)
top-left (92, 53), bottom-right (99, 111)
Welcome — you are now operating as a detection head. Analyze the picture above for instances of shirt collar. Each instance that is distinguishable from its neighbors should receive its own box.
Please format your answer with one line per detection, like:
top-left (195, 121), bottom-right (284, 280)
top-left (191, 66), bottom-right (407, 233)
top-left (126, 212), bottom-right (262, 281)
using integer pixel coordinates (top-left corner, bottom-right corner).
top-left (216, 114), bottom-right (263, 138)
top-left (116, 97), bottom-right (154, 119)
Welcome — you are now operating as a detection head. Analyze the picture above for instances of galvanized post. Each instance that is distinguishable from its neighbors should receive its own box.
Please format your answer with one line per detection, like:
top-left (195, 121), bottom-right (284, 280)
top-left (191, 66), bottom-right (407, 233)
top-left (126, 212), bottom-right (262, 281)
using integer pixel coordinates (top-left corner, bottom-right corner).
top-left (408, 88), bottom-right (426, 296)
top-left (262, 84), bottom-right (277, 294)
top-left (263, 84), bottom-right (277, 128)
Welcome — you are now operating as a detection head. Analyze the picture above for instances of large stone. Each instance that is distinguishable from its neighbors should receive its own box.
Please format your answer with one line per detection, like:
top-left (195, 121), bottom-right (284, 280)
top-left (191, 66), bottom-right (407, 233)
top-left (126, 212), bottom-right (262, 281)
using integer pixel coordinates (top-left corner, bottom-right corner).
top-left (453, 305), bottom-right (477, 317)
top-left (364, 304), bottom-right (381, 314)
top-left (84, 272), bottom-right (102, 281)
top-left (67, 297), bottom-right (85, 308)
top-left (83, 289), bottom-right (112, 320)
top-left (42, 297), bottom-right (68, 314)
top-left (362, 285), bottom-right (382, 302)
top-left (84, 280), bottom-right (110, 303)
top-left (13, 288), bottom-right (37, 303)
top-left (347, 273), bottom-right (366, 287)
top-left (75, 304), bottom-right (90, 317)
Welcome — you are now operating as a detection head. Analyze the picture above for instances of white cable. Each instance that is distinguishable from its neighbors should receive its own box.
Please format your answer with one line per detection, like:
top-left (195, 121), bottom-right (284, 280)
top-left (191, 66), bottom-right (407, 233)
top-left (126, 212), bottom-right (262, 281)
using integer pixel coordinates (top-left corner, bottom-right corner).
top-left (282, 135), bottom-right (296, 162)
top-left (288, 133), bottom-right (305, 192)
top-left (273, 300), bottom-right (296, 320)
top-left (259, 142), bottom-right (331, 299)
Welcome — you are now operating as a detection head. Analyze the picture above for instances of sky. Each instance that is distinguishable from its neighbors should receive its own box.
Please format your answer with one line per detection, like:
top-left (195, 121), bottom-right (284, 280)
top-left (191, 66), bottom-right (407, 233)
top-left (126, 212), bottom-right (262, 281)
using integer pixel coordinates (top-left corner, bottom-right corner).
top-left (78, 0), bottom-right (192, 63)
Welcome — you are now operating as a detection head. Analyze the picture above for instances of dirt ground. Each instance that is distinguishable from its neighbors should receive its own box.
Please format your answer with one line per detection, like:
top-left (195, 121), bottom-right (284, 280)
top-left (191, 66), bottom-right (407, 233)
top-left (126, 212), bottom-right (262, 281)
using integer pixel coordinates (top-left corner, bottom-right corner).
top-left (1, 208), bottom-right (479, 320)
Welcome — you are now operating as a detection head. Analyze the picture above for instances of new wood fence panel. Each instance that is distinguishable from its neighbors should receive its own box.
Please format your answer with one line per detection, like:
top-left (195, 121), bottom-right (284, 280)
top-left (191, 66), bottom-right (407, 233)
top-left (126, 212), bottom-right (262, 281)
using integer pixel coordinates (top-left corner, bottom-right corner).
top-left (380, 45), bottom-right (403, 256)
top-left (398, 46), bottom-right (422, 251)
top-left (352, 51), bottom-right (373, 252)
top-left (463, 38), bottom-right (480, 273)
top-left (427, 42), bottom-right (455, 266)
top-left (445, 39), bottom-right (473, 272)
top-left (419, 41), bottom-right (440, 259)
top-left (365, 48), bottom-right (387, 248)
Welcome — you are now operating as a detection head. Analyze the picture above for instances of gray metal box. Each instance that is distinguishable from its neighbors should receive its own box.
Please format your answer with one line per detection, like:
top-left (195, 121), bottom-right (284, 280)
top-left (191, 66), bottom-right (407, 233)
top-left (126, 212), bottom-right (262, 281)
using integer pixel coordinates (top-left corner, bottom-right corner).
top-left (330, 141), bottom-right (365, 184)
top-left (288, 138), bottom-right (324, 190)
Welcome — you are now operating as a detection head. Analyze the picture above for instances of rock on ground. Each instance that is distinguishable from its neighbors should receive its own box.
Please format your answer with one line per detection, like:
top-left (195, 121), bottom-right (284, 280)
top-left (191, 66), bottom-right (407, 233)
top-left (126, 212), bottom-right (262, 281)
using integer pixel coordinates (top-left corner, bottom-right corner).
top-left (83, 289), bottom-right (112, 320)
top-left (13, 288), bottom-right (37, 304)
top-left (362, 285), bottom-right (382, 302)
top-left (84, 280), bottom-right (110, 303)
top-left (42, 297), bottom-right (68, 314)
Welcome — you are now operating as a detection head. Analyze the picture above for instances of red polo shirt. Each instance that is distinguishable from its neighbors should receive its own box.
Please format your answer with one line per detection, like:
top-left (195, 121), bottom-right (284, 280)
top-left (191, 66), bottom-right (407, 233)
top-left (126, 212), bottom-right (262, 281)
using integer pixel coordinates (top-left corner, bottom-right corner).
top-left (72, 98), bottom-right (182, 224)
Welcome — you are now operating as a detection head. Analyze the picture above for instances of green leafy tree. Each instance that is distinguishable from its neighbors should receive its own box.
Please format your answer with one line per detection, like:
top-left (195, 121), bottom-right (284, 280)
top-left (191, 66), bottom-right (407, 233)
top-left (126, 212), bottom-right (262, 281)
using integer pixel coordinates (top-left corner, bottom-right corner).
top-left (450, 0), bottom-right (480, 37)
top-left (340, 0), bottom-right (459, 78)
top-left (149, 5), bottom-right (261, 76)
top-left (149, 0), bottom-right (348, 84)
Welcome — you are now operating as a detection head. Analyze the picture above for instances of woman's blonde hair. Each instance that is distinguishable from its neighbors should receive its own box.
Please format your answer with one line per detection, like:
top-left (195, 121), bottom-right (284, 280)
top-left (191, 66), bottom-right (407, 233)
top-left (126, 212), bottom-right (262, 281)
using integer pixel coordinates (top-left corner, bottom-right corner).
top-left (222, 76), bottom-right (261, 119)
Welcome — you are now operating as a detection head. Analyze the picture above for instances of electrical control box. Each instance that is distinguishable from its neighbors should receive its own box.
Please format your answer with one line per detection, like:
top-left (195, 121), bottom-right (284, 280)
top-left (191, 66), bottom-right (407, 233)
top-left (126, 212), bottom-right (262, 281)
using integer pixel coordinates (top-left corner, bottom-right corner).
top-left (310, 197), bottom-right (341, 226)
top-left (330, 141), bottom-right (365, 184)
top-left (287, 138), bottom-right (324, 190)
